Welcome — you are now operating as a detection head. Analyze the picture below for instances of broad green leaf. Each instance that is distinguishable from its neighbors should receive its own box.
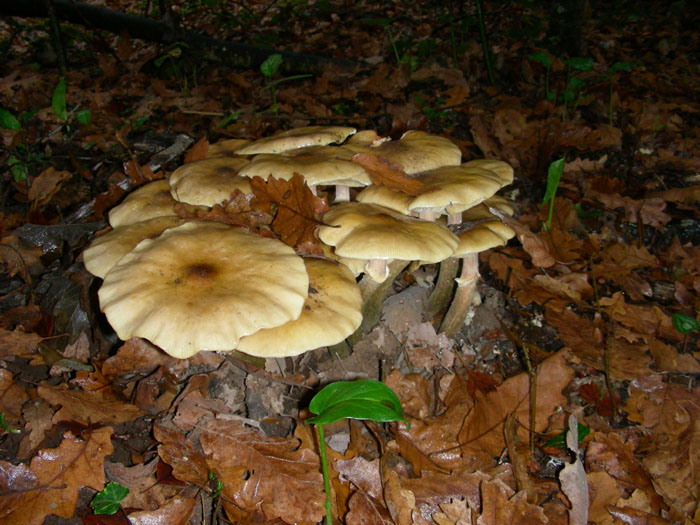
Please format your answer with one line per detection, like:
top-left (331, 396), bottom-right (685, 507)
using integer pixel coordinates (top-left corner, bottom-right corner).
top-left (672, 313), bottom-right (699, 334)
top-left (0, 109), bottom-right (21, 130)
top-left (76, 109), bottom-right (91, 126)
top-left (610, 61), bottom-right (635, 73)
top-left (545, 422), bottom-right (590, 448)
top-left (568, 77), bottom-right (586, 91)
top-left (8, 156), bottom-right (28, 183)
top-left (566, 57), bottom-right (594, 71)
top-left (52, 77), bottom-right (67, 121)
top-left (527, 51), bottom-right (552, 69)
top-left (542, 157), bottom-right (565, 206)
top-left (307, 379), bottom-right (408, 427)
top-left (89, 482), bottom-right (129, 515)
top-left (260, 54), bottom-right (283, 77)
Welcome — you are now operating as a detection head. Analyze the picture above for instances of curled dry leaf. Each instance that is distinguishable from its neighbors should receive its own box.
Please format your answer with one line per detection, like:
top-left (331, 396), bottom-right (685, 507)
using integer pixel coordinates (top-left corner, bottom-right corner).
top-left (351, 152), bottom-right (427, 195)
top-left (0, 427), bottom-right (113, 525)
top-left (38, 384), bottom-right (144, 425)
top-left (153, 421), bottom-right (210, 487)
top-left (199, 418), bottom-right (325, 524)
top-left (127, 495), bottom-right (197, 525)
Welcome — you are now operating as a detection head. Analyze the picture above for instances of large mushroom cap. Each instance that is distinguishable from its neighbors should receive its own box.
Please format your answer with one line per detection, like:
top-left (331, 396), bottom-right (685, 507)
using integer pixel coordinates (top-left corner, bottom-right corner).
top-left (239, 145), bottom-right (371, 187)
top-left (83, 215), bottom-right (184, 279)
top-left (318, 202), bottom-right (458, 264)
top-left (345, 130), bottom-right (462, 174)
top-left (98, 222), bottom-right (309, 358)
top-left (356, 184), bottom-right (413, 215)
top-left (108, 180), bottom-right (178, 228)
top-left (462, 159), bottom-right (514, 186)
top-left (236, 258), bottom-right (362, 357)
top-left (454, 219), bottom-right (515, 257)
top-left (235, 126), bottom-right (357, 155)
top-left (207, 138), bottom-right (251, 157)
top-left (169, 157), bottom-right (251, 206)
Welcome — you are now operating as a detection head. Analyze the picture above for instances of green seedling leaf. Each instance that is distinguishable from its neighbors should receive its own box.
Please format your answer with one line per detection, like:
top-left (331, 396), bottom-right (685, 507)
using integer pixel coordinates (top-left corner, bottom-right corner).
top-left (307, 379), bottom-right (408, 428)
top-left (214, 110), bottom-right (241, 130)
top-left (0, 108), bottom-right (21, 130)
top-left (545, 422), bottom-right (590, 448)
top-left (568, 77), bottom-right (586, 91)
top-left (566, 57), bottom-right (594, 71)
top-left (76, 109), bottom-right (92, 126)
top-left (0, 413), bottom-right (21, 434)
top-left (610, 61), bottom-right (635, 73)
top-left (52, 77), bottom-right (67, 121)
top-left (89, 482), bottom-right (129, 515)
top-left (527, 51), bottom-right (552, 69)
top-left (574, 203), bottom-right (602, 219)
top-left (542, 157), bottom-right (565, 230)
top-left (260, 54), bottom-right (283, 78)
top-left (208, 471), bottom-right (224, 498)
top-left (672, 313), bottom-right (699, 334)
top-left (8, 155), bottom-right (28, 183)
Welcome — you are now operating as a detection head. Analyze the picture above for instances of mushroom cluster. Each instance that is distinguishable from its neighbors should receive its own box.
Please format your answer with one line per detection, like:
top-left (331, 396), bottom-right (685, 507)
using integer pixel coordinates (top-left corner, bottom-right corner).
top-left (83, 126), bottom-right (515, 359)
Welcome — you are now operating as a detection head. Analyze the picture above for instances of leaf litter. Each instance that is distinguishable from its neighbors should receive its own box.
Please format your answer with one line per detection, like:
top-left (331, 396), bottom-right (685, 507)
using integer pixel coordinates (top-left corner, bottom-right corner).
top-left (0, 1), bottom-right (699, 524)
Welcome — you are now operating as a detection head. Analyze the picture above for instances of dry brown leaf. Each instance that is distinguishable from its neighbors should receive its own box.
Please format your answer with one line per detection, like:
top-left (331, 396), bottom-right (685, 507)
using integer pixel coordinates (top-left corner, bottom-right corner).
top-left (592, 193), bottom-right (670, 227)
top-left (184, 136), bottom-right (210, 163)
top-left (16, 398), bottom-right (54, 459)
top-left (251, 173), bottom-right (330, 253)
top-left (27, 167), bottom-right (71, 206)
top-left (0, 369), bottom-right (28, 423)
top-left (382, 466), bottom-right (415, 525)
top-left (648, 337), bottom-right (700, 373)
top-left (604, 504), bottom-right (672, 524)
top-left (346, 491), bottom-right (390, 525)
top-left (599, 292), bottom-right (680, 342)
top-left (0, 327), bottom-right (42, 359)
top-left (558, 415), bottom-right (588, 525)
top-left (0, 427), bottom-right (113, 524)
top-left (104, 459), bottom-right (178, 511)
top-left (334, 457), bottom-right (382, 500)
top-left (199, 418), bottom-right (325, 524)
top-left (351, 152), bottom-right (427, 195)
top-left (38, 384), bottom-right (144, 425)
top-left (153, 421), bottom-right (210, 487)
top-left (458, 351), bottom-right (574, 459)
top-left (495, 214), bottom-right (555, 268)
top-left (433, 498), bottom-right (472, 524)
top-left (127, 495), bottom-right (197, 525)
top-left (478, 479), bottom-right (548, 525)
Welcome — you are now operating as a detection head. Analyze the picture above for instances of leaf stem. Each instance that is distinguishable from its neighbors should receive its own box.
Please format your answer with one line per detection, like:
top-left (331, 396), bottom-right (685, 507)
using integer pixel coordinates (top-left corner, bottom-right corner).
top-left (316, 424), bottom-right (333, 525)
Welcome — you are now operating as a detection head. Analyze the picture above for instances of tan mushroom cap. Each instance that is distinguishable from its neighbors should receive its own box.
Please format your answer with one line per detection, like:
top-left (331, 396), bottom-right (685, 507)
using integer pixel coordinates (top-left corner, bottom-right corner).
top-left (409, 166), bottom-right (506, 215)
top-left (207, 138), bottom-right (251, 157)
top-left (356, 185), bottom-right (413, 215)
top-left (83, 215), bottom-right (185, 279)
top-left (318, 202), bottom-right (458, 263)
top-left (109, 180), bottom-right (178, 228)
top-left (169, 157), bottom-right (251, 206)
top-left (452, 195), bottom-right (515, 220)
top-left (239, 145), bottom-right (371, 187)
top-left (462, 159), bottom-right (514, 186)
top-left (454, 220), bottom-right (515, 258)
top-left (98, 222), bottom-right (309, 358)
top-left (235, 126), bottom-right (357, 155)
top-left (235, 258), bottom-right (362, 357)
top-left (345, 130), bottom-right (462, 174)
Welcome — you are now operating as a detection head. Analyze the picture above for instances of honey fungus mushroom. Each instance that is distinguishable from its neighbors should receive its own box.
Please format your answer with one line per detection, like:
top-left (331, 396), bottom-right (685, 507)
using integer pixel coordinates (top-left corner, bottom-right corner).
top-left (168, 157), bottom-right (251, 206)
top-left (235, 126), bottom-right (357, 155)
top-left (235, 258), bottom-right (362, 357)
top-left (108, 179), bottom-right (179, 228)
top-left (98, 222), bottom-right (309, 358)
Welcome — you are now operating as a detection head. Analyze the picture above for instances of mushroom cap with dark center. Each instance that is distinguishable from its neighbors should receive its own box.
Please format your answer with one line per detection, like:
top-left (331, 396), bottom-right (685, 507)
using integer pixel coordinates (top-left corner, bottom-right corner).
top-left (98, 222), bottom-right (309, 358)
top-left (169, 157), bottom-right (251, 206)
top-left (235, 258), bottom-right (362, 357)
top-left (235, 126), bottom-right (357, 155)
top-left (109, 180), bottom-right (178, 228)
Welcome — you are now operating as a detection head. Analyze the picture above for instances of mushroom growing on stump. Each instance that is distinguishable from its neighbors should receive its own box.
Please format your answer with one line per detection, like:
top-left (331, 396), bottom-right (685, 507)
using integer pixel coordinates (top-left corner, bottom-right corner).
top-left (438, 219), bottom-right (515, 336)
top-left (98, 222), bottom-right (309, 358)
top-left (235, 126), bottom-right (357, 155)
top-left (317, 202), bottom-right (458, 340)
top-left (168, 156), bottom-right (251, 206)
top-left (235, 258), bottom-right (362, 357)
top-left (238, 145), bottom-right (371, 201)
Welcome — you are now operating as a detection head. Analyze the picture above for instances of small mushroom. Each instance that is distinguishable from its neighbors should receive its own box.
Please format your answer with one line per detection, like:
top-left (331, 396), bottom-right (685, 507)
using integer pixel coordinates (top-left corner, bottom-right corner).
top-left (235, 258), bottom-right (362, 357)
top-left (98, 222), bottom-right (309, 358)
top-left (235, 126), bottom-right (357, 155)
top-left (169, 157), bottom-right (251, 206)
top-left (108, 179), bottom-right (179, 228)
top-left (438, 220), bottom-right (515, 336)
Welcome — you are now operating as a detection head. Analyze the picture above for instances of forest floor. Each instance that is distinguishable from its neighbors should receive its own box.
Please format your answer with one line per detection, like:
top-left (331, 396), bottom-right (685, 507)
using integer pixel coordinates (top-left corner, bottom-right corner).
top-left (1, 1), bottom-right (700, 523)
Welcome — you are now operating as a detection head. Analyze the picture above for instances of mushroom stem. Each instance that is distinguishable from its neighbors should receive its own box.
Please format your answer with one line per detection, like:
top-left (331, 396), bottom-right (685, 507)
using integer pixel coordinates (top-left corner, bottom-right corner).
top-left (335, 185), bottom-right (350, 202)
top-left (439, 253), bottom-right (480, 336)
top-left (427, 256), bottom-right (460, 318)
top-left (347, 260), bottom-right (410, 347)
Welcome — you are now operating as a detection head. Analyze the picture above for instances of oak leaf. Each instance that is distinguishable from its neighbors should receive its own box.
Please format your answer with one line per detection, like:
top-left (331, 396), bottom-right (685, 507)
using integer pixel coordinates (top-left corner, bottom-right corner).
top-left (351, 152), bottom-right (427, 195)
top-left (38, 384), bottom-right (144, 425)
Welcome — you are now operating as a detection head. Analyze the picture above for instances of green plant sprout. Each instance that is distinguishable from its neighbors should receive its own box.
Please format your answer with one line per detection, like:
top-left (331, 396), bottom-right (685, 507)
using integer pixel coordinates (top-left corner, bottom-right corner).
top-left (527, 51), bottom-right (554, 101)
top-left (214, 109), bottom-right (242, 130)
top-left (545, 421), bottom-right (590, 448)
top-left (260, 54), bottom-right (312, 114)
top-left (0, 413), bottom-right (21, 434)
top-left (672, 313), bottom-right (699, 353)
top-left (542, 157), bottom-right (565, 230)
top-left (562, 57), bottom-right (593, 121)
top-left (361, 18), bottom-right (401, 66)
top-left (475, 0), bottom-right (495, 85)
top-left (89, 482), bottom-right (129, 515)
top-left (608, 61), bottom-right (635, 125)
top-left (307, 379), bottom-right (408, 525)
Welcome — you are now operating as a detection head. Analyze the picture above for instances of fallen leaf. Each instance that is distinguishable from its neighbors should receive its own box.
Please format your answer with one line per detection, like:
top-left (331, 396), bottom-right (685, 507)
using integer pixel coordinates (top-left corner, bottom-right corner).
top-left (351, 152), bottom-right (427, 195)
top-left (127, 495), bottom-right (197, 525)
top-left (38, 384), bottom-right (144, 425)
